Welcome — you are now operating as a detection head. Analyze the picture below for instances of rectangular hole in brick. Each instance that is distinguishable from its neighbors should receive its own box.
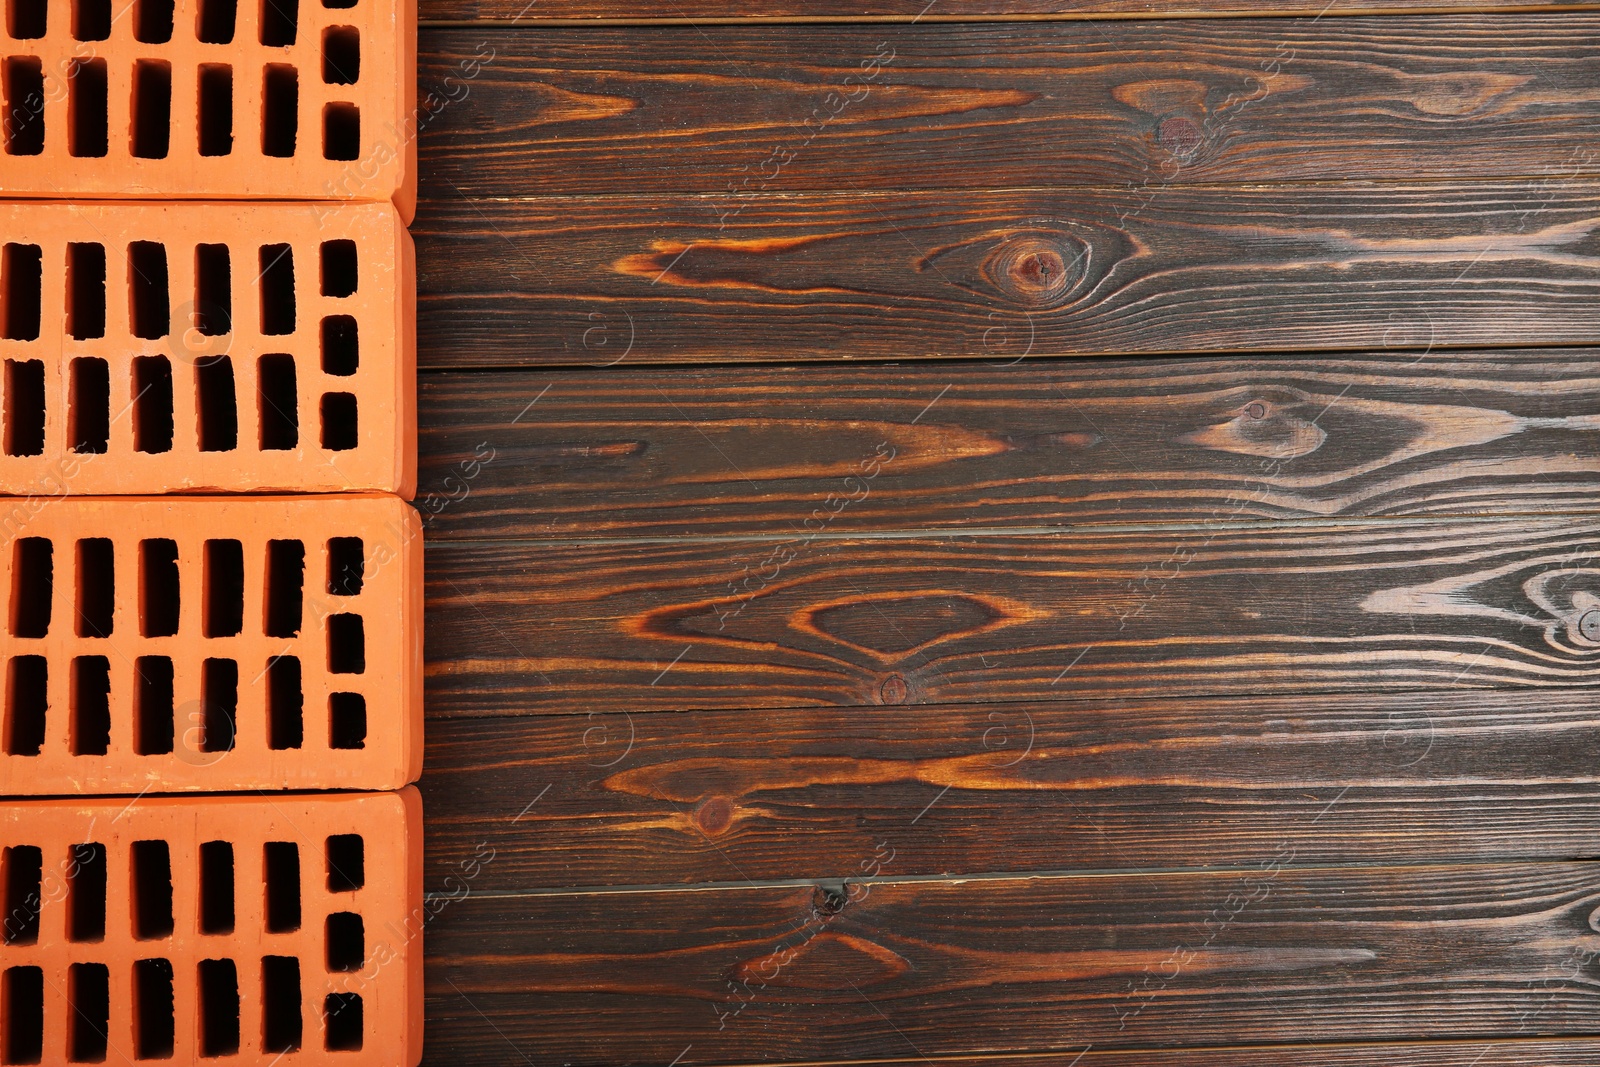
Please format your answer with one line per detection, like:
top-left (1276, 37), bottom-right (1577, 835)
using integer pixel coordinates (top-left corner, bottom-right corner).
top-left (133, 0), bottom-right (171, 42)
top-left (261, 956), bottom-right (301, 1054)
top-left (134, 655), bottom-right (173, 755)
top-left (3, 360), bottom-right (44, 457)
top-left (70, 656), bottom-right (110, 756)
top-left (327, 538), bottom-right (363, 596)
top-left (325, 911), bottom-right (363, 971)
top-left (325, 834), bottom-right (363, 891)
top-left (2, 244), bottom-right (42, 340)
top-left (323, 101), bottom-right (358, 161)
top-left (128, 241), bottom-right (170, 339)
top-left (324, 992), bottom-right (362, 1052)
top-left (75, 537), bottom-right (114, 638)
top-left (198, 959), bottom-right (239, 1058)
top-left (201, 658), bottom-right (236, 753)
top-left (130, 60), bottom-right (171, 159)
top-left (263, 841), bottom-right (300, 931)
top-left (139, 539), bottom-right (179, 638)
top-left (69, 358), bottom-right (109, 453)
top-left (328, 691), bottom-right (365, 749)
top-left (203, 540), bottom-right (243, 638)
top-left (194, 243), bottom-right (231, 335)
top-left (257, 354), bottom-right (298, 449)
top-left (68, 58), bottom-right (107, 157)
top-left (2, 966), bottom-right (42, 1065)
top-left (131, 356), bottom-right (174, 453)
top-left (264, 539), bottom-right (303, 637)
top-left (67, 842), bottom-right (106, 942)
top-left (3, 657), bottom-right (46, 756)
top-left (320, 240), bottom-right (357, 297)
top-left (67, 243), bottom-right (106, 339)
top-left (199, 841), bottom-right (233, 934)
top-left (2, 59), bottom-right (44, 156)
top-left (327, 613), bottom-right (364, 674)
top-left (196, 356), bottom-right (237, 452)
top-left (258, 244), bottom-right (295, 335)
top-left (9, 539), bottom-right (51, 638)
top-left (195, 0), bottom-right (233, 42)
top-left (321, 315), bottom-right (357, 375)
top-left (67, 962), bottom-right (108, 1063)
top-left (267, 654), bottom-right (301, 750)
top-left (197, 63), bottom-right (232, 156)
top-left (73, 0), bottom-right (108, 38)
top-left (1, 846), bottom-right (40, 945)
top-left (259, 0), bottom-right (294, 44)
top-left (7, 0), bottom-right (46, 37)
top-left (132, 958), bottom-right (174, 1060)
top-left (131, 841), bottom-right (173, 940)
top-left (321, 392), bottom-right (356, 451)
top-left (261, 64), bottom-right (297, 157)
top-left (322, 25), bottom-right (359, 83)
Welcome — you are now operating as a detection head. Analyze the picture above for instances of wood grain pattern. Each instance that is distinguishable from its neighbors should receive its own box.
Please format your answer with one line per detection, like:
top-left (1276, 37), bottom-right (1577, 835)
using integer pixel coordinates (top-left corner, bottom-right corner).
top-left (422, 0), bottom-right (1600, 20)
top-left (414, 182), bottom-right (1600, 367)
top-left (426, 515), bottom-right (1600, 716)
top-left (418, 18), bottom-right (1600, 197)
top-left (418, 351), bottom-right (1600, 540)
top-left (424, 862), bottom-right (1600, 1064)
top-left (422, 689), bottom-right (1600, 890)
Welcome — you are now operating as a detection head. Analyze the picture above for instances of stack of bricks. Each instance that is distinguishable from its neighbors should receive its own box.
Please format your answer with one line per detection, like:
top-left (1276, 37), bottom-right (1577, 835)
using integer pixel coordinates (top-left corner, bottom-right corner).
top-left (0, 0), bottom-right (421, 1060)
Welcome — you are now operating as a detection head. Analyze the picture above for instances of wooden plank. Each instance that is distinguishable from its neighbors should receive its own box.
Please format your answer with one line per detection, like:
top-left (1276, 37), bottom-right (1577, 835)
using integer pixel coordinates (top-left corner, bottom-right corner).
top-left (423, 0), bottom-right (1600, 20)
top-left (417, 351), bottom-right (1600, 540)
top-left (423, 862), bottom-right (1600, 1063)
top-left (417, 18), bottom-right (1600, 198)
top-left (422, 689), bottom-right (1600, 890)
top-left (425, 515), bottom-right (1600, 716)
top-left (413, 183), bottom-right (1600, 367)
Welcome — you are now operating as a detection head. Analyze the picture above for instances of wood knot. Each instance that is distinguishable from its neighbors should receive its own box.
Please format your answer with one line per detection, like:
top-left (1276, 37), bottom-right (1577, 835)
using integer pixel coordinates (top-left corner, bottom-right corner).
top-left (813, 882), bottom-right (848, 916)
top-left (879, 674), bottom-right (908, 705)
top-left (984, 232), bottom-right (1088, 308)
top-left (695, 796), bottom-right (734, 836)
top-left (1580, 610), bottom-right (1600, 646)
top-left (1157, 116), bottom-right (1203, 161)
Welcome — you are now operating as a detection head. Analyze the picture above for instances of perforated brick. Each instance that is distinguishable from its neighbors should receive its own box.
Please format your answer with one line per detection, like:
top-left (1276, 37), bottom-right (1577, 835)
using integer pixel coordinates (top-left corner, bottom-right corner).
top-left (0, 787), bottom-right (421, 1065)
top-left (0, 200), bottom-right (415, 498)
top-left (0, 494), bottom-right (421, 795)
top-left (0, 0), bottom-right (416, 217)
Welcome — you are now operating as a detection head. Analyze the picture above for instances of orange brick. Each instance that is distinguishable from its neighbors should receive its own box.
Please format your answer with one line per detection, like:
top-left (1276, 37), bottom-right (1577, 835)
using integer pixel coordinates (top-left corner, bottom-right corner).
top-left (0, 200), bottom-right (415, 497)
top-left (0, 0), bottom-right (416, 217)
top-left (0, 787), bottom-right (422, 1065)
top-left (0, 494), bottom-right (421, 795)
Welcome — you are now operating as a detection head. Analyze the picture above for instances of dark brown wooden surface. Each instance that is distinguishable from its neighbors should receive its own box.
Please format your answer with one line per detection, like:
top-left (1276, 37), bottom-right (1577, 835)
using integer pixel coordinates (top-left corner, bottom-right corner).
top-left (423, 0), bottom-right (1600, 20)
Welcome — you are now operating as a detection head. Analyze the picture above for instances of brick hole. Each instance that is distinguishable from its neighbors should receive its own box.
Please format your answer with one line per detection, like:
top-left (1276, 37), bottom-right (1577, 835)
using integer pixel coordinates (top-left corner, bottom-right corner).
top-left (325, 911), bottom-right (363, 971)
top-left (201, 657), bottom-right (236, 753)
top-left (67, 242), bottom-right (106, 339)
top-left (67, 962), bottom-right (109, 1063)
top-left (3, 360), bottom-right (45, 456)
top-left (261, 64), bottom-right (298, 157)
top-left (128, 241), bottom-right (170, 340)
top-left (130, 59), bottom-right (172, 159)
top-left (1, 965), bottom-right (43, 1064)
top-left (131, 840), bottom-right (173, 940)
top-left (322, 25), bottom-right (358, 83)
top-left (68, 842), bottom-right (106, 942)
top-left (259, 0), bottom-right (295, 45)
top-left (131, 356), bottom-right (174, 453)
top-left (259, 243), bottom-right (296, 335)
top-left (3, 657), bottom-right (47, 756)
top-left (322, 0), bottom-right (352, 9)
top-left (264, 539), bottom-right (304, 637)
top-left (327, 613), bottom-right (363, 674)
top-left (195, 0), bottom-right (234, 43)
top-left (194, 243), bottom-right (231, 335)
top-left (69, 357), bottom-right (110, 454)
top-left (196, 356), bottom-right (237, 452)
top-left (132, 0), bottom-right (171, 43)
top-left (199, 840), bottom-right (234, 934)
top-left (321, 391), bottom-right (356, 450)
top-left (323, 101), bottom-right (359, 160)
top-left (198, 959), bottom-right (240, 1057)
top-left (2, 243), bottom-right (42, 340)
top-left (134, 656), bottom-right (173, 755)
top-left (202, 539), bottom-right (243, 638)
top-left (8, 537), bottom-right (52, 637)
top-left (257, 354), bottom-right (298, 449)
top-left (197, 64), bottom-right (233, 156)
top-left (327, 537), bottom-right (363, 596)
top-left (324, 992), bottom-right (362, 1051)
top-left (263, 841), bottom-right (300, 931)
top-left (328, 691), bottom-right (364, 749)
top-left (67, 57), bottom-right (107, 157)
top-left (72, 0), bottom-right (108, 38)
top-left (1, 845), bottom-right (41, 944)
top-left (325, 833), bottom-right (362, 891)
top-left (267, 654), bottom-right (302, 750)
top-left (261, 956), bottom-right (301, 1053)
top-left (7, 0), bottom-right (46, 38)
top-left (139, 538), bottom-right (180, 638)
top-left (70, 655), bottom-right (110, 755)
top-left (320, 239), bottom-right (356, 297)
top-left (320, 315), bottom-right (357, 375)
top-left (132, 958), bottom-right (174, 1059)
top-left (74, 537), bottom-right (114, 638)
top-left (1, 59), bottom-right (44, 156)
